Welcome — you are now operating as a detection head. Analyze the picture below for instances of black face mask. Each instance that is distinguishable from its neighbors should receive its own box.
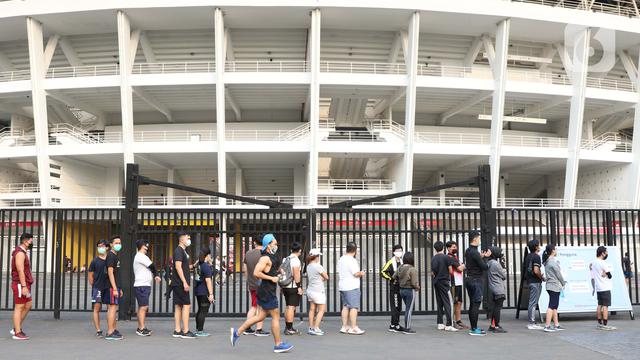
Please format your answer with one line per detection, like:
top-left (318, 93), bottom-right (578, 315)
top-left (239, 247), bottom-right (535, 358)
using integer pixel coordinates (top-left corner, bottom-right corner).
top-left (27, 242), bottom-right (33, 250)
top-left (603, 254), bottom-right (608, 260)
top-left (449, 249), bottom-right (457, 255)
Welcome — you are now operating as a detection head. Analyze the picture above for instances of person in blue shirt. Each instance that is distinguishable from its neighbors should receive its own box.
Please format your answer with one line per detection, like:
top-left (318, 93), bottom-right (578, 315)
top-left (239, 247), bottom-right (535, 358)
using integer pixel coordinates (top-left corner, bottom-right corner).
top-left (194, 247), bottom-right (214, 337)
top-left (88, 239), bottom-right (109, 337)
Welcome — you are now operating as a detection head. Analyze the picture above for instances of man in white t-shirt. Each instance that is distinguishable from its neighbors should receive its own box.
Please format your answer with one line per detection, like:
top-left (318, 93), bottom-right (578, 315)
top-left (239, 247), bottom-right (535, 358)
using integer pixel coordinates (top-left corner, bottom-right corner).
top-left (133, 240), bottom-right (161, 336)
top-left (338, 242), bottom-right (365, 335)
top-left (282, 242), bottom-right (303, 335)
top-left (591, 246), bottom-right (616, 331)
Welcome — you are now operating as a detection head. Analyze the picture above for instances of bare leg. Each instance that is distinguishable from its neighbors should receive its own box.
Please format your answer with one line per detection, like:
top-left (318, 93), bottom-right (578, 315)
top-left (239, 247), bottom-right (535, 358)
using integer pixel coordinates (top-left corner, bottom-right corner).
top-left (21, 301), bottom-right (32, 328)
top-left (602, 306), bottom-right (609, 322)
top-left (13, 304), bottom-right (24, 333)
top-left (454, 302), bottom-right (462, 322)
top-left (107, 304), bottom-right (117, 334)
top-left (596, 305), bottom-right (601, 322)
top-left (285, 305), bottom-right (295, 326)
top-left (553, 310), bottom-right (559, 327)
top-left (308, 303), bottom-right (316, 330)
top-left (174, 305), bottom-right (182, 332)
top-left (237, 307), bottom-right (267, 334)
top-left (341, 306), bottom-right (349, 328)
top-left (182, 304), bottom-right (191, 332)
top-left (138, 305), bottom-right (148, 330)
top-left (315, 304), bottom-right (326, 329)
top-left (545, 308), bottom-right (553, 327)
top-left (270, 309), bottom-right (282, 346)
top-left (349, 308), bottom-right (358, 329)
top-left (93, 303), bottom-right (102, 331)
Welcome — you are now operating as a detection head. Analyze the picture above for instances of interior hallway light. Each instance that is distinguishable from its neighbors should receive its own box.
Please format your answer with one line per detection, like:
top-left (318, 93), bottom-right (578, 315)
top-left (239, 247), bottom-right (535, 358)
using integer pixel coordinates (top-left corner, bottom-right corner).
top-left (477, 114), bottom-right (547, 124)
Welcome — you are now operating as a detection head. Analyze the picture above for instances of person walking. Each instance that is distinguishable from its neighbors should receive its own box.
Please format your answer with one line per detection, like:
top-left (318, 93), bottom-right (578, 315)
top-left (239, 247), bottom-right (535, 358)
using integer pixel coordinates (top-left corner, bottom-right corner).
top-left (395, 252), bottom-right (420, 334)
top-left (88, 239), bottom-right (109, 337)
top-left (446, 241), bottom-right (467, 329)
top-left (133, 239), bottom-right (161, 336)
top-left (431, 241), bottom-right (457, 332)
top-left (623, 252), bottom-right (633, 286)
top-left (194, 247), bottom-right (215, 337)
top-left (592, 246), bottom-right (616, 330)
top-left (465, 230), bottom-right (492, 336)
top-left (10, 233), bottom-right (34, 340)
top-left (281, 242), bottom-right (303, 335)
top-left (230, 234), bottom-right (294, 353)
top-left (172, 233), bottom-right (196, 339)
top-left (525, 239), bottom-right (545, 330)
top-left (542, 244), bottom-right (566, 332)
top-left (306, 248), bottom-right (328, 335)
top-left (242, 238), bottom-right (269, 336)
top-left (103, 236), bottom-right (123, 340)
top-left (381, 244), bottom-right (404, 332)
top-left (487, 246), bottom-right (507, 333)
top-left (338, 242), bottom-right (366, 335)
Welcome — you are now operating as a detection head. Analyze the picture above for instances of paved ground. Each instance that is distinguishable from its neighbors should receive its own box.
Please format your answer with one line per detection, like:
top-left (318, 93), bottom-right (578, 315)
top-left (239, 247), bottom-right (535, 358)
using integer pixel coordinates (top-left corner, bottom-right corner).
top-left (0, 308), bottom-right (638, 360)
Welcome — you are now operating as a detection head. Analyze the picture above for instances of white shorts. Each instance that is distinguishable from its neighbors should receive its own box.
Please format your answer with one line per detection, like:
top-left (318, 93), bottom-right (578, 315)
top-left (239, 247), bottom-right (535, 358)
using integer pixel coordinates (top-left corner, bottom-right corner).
top-left (306, 290), bottom-right (326, 305)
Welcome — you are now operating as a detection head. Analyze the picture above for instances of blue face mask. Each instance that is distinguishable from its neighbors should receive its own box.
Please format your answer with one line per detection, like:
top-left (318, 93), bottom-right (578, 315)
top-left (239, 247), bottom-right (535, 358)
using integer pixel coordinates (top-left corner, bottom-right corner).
top-left (97, 247), bottom-right (107, 255)
top-left (113, 244), bottom-right (122, 252)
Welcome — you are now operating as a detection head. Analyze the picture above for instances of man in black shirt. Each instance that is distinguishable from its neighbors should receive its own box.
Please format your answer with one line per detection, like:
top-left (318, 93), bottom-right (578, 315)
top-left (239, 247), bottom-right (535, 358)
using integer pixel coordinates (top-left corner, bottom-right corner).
top-left (464, 230), bottom-right (491, 336)
top-left (103, 236), bottom-right (123, 340)
top-left (623, 252), bottom-right (633, 286)
top-left (88, 239), bottom-right (109, 337)
top-left (524, 239), bottom-right (544, 330)
top-left (172, 233), bottom-right (195, 339)
top-left (431, 241), bottom-right (458, 332)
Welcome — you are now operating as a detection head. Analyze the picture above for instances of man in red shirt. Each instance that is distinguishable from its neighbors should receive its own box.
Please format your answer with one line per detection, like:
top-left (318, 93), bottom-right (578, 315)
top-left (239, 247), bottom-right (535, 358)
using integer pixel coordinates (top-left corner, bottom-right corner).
top-left (11, 233), bottom-right (34, 340)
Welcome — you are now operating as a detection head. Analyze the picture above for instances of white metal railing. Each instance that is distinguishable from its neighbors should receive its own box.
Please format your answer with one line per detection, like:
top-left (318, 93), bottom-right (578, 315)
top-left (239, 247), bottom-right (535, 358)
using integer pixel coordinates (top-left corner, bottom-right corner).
top-left (0, 69), bottom-right (31, 82)
top-left (319, 118), bottom-right (336, 129)
top-left (417, 65), bottom-right (475, 78)
top-left (0, 128), bottom-right (36, 147)
top-left (508, 69), bottom-right (571, 85)
top-left (54, 197), bottom-right (125, 207)
top-left (138, 196), bottom-right (308, 207)
top-left (502, 134), bottom-right (568, 148)
top-left (366, 119), bottom-right (406, 137)
top-left (132, 62), bottom-right (216, 75)
top-left (317, 195), bottom-right (398, 206)
top-left (586, 76), bottom-right (636, 92)
top-left (0, 183), bottom-right (40, 193)
top-left (0, 198), bottom-right (41, 207)
top-left (134, 130), bottom-right (216, 142)
top-left (226, 123), bottom-right (310, 142)
top-left (510, 0), bottom-right (640, 19)
top-left (46, 64), bottom-right (120, 79)
top-left (581, 132), bottom-right (632, 152)
top-left (318, 118), bottom-right (385, 142)
top-left (412, 197), bottom-right (481, 207)
top-left (318, 179), bottom-right (394, 191)
top-left (415, 132), bottom-right (491, 145)
top-left (49, 124), bottom-right (122, 144)
top-left (225, 61), bottom-right (308, 72)
top-left (320, 61), bottom-right (406, 75)
top-left (498, 197), bottom-right (632, 209)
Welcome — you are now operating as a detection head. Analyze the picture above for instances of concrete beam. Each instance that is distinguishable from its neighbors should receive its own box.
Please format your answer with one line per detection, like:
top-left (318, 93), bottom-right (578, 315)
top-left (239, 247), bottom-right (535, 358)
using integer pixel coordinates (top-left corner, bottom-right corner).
top-left (588, 102), bottom-right (634, 120)
top-left (46, 90), bottom-right (106, 120)
top-left (58, 37), bottom-right (84, 67)
top-left (0, 51), bottom-right (16, 71)
top-left (388, 31), bottom-right (402, 63)
top-left (225, 87), bottom-right (242, 121)
top-left (215, 8), bottom-right (227, 194)
top-left (480, 34), bottom-right (495, 71)
top-left (464, 36), bottom-right (483, 68)
top-left (139, 32), bottom-right (157, 63)
top-left (43, 34), bottom-right (60, 71)
top-left (132, 86), bottom-right (172, 122)
top-left (618, 50), bottom-right (638, 83)
top-left (440, 91), bottom-right (492, 125)
top-left (224, 28), bottom-right (236, 61)
top-left (539, 45), bottom-right (556, 71)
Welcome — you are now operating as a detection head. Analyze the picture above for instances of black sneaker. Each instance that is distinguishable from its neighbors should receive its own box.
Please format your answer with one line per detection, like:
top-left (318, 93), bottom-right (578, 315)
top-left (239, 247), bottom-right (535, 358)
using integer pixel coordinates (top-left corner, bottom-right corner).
top-left (493, 326), bottom-right (508, 333)
top-left (284, 328), bottom-right (299, 336)
top-left (136, 328), bottom-right (150, 337)
top-left (397, 326), bottom-right (407, 332)
top-left (180, 331), bottom-right (196, 339)
top-left (143, 328), bottom-right (153, 334)
top-left (172, 331), bottom-right (183, 338)
top-left (95, 330), bottom-right (103, 337)
top-left (388, 325), bottom-right (399, 333)
top-left (254, 329), bottom-right (270, 337)
top-left (243, 328), bottom-right (256, 335)
top-left (488, 326), bottom-right (496, 332)
top-left (402, 328), bottom-right (416, 335)
top-left (105, 332), bottom-right (123, 341)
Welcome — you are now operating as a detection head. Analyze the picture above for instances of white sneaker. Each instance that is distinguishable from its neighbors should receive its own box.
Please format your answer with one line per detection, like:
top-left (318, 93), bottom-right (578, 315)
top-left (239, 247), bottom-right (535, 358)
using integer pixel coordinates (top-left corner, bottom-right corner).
top-left (9, 329), bottom-right (15, 336)
top-left (528, 324), bottom-right (544, 330)
top-left (444, 326), bottom-right (459, 332)
top-left (314, 328), bottom-right (325, 336)
top-left (339, 326), bottom-right (350, 334)
top-left (347, 327), bottom-right (365, 335)
top-left (437, 324), bottom-right (446, 330)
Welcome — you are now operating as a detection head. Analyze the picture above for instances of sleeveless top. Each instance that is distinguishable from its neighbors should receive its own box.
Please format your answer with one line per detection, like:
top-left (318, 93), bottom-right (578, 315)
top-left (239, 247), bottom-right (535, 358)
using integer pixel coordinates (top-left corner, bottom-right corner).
top-left (11, 246), bottom-right (33, 285)
top-left (257, 252), bottom-right (280, 301)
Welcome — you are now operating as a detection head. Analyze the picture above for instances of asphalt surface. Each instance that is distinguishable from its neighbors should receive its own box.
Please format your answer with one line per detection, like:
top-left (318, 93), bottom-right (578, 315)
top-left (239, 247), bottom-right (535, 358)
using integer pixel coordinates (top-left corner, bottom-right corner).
top-left (0, 308), bottom-right (638, 360)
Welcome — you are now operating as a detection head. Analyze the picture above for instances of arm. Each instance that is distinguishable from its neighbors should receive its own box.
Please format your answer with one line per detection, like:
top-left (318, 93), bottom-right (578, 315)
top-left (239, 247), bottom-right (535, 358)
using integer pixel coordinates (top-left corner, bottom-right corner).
top-left (88, 271), bottom-right (94, 286)
top-left (411, 267), bottom-right (420, 290)
top-left (351, 260), bottom-right (365, 277)
top-left (321, 270), bottom-right (329, 281)
top-left (555, 264), bottom-right (566, 286)
top-left (471, 250), bottom-right (489, 271)
top-left (107, 265), bottom-right (117, 290)
top-left (15, 252), bottom-right (29, 296)
top-left (205, 276), bottom-right (214, 302)
top-left (380, 259), bottom-right (394, 281)
top-left (253, 257), bottom-right (278, 283)
top-left (175, 260), bottom-right (189, 290)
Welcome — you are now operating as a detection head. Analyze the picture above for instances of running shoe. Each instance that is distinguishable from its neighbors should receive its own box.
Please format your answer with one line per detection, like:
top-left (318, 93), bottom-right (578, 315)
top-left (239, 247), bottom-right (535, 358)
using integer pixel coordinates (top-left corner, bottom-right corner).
top-left (553, 325), bottom-right (566, 331)
top-left (388, 325), bottom-right (399, 333)
top-left (528, 323), bottom-right (544, 330)
top-left (230, 328), bottom-right (240, 347)
top-left (243, 328), bottom-right (255, 335)
top-left (543, 326), bottom-right (557, 333)
top-left (9, 329), bottom-right (15, 336)
top-left (314, 328), bottom-right (325, 335)
top-left (339, 326), bottom-right (350, 334)
top-left (172, 330), bottom-right (182, 338)
top-left (444, 326), bottom-right (459, 332)
top-left (348, 327), bottom-right (365, 335)
top-left (308, 328), bottom-right (319, 335)
top-left (455, 321), bottom-right (469, 330)
top-left (105, 332), bottom-right (123, 341)
top-left (493, 326), bottom-right (508, 333)
top-left (254, 329), bottom-right (270, 337)
top-left (95, 330), bottom-right (103, 337)
top-left (437, 324), bottom-right (446, 330)
top-left (284, 328), bottom-right (299, 335)
top-left (143, 328), bottom-right (153, 334)
top-left (273, 342), bottom-right (294, 353)
top-left (468, 328), bottom-right (486, 336)
top-left (195, 331), bottom-right (211, 337)
top-left (12, 331), bottom-right (29, 340)
top-left (402, 328), bottom-right (416, 335)
top-left (136, 328), bottom-right (150, 337)
top-left (180, 331), bottom-right (196, 339)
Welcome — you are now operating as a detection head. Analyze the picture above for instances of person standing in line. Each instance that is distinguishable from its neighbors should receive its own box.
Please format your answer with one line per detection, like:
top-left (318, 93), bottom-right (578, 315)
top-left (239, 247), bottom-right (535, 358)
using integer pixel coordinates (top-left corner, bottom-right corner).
top-left (282, 242), bottom-right (303, 335)
top-left (338, 242), bottom-right (366, 335)
top-left (592, 246), bottom-right (616, 331)
top-left (464, 230), bottom-right (492, 336)
top-left (242, 238), bottom-right (269, 336)
top-left (446, 241), bottom-right (467, 329)
top-left (103, 236), bottom-right (123, 340)
top-left (623, 252), bottom-right (633, 286)
top-left (194, 247), bottom-right (215, 337)
top-left (172, 233), bottom-right (196, 339)
top-left (487, 246), bottom-right (507, 333)
top-left (133, 239), bottom-right (161, 336)
top-left (431, 241), bottom-right (458, 332)
top-left (381, 244), bottom-right (404, 332)
top-left (230, 234), bottom-right (294, 353)
top-left (524, 239), bottom-right (545, 330)
top-left (10, 233), bottom-right (34, 340)
top-left (88, 239), bottom-right (109, 337)
top-left (395, 252), bottom-right (420, 334)
top-left (306, 248), bottom-right (328, 335)
top-left (542, 244), bottom-right (566, 333)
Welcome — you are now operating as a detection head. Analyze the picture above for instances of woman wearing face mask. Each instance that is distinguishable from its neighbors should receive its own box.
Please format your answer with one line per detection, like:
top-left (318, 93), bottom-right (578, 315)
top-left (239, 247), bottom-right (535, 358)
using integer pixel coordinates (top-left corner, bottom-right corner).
top-left (542, 244), bottom-right (566, 332)
top-left (487, 246), bottom-right (507, 333)
top-left (381, 244), bottom-right (404, 332)
top-left (194, 247), bottom-right (215, 337)
top-left (88, 239), bottom-right (110, 337)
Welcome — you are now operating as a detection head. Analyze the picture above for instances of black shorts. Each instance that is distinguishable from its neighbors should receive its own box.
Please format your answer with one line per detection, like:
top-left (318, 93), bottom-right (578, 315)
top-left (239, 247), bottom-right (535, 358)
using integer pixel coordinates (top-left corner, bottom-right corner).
top-left (451, 285), bottom-right (463, 303)
top-left (172, 286), bottom-right (191, 306)
top-left (547, 290), bottom-right (560, 310)
top-left (464, 277), bottom-right (483, 303)
top-left (282, 287), bottom-right (301, 307)
top-left (597, 291), bottom-right (611, 307)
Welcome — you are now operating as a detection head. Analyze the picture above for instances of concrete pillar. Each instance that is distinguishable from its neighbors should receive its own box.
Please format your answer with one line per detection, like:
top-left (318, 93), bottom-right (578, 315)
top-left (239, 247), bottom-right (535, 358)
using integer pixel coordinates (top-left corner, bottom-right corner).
top-left (401, 11), bottom-right (420, 205)
top-left (630, 50), bottom-right (640, 207)
top-left (438, 172), bottom-right (445, 206)
top-left (214, 8), bottom-right (227, 197)
top-left (499, 174), bottom-right (507, 208)
top-left (117, 11), bottom-right (135, 174)
top-left (235, 168), bottom-right (243, 196)
top-left (167, 169), bottom-right (175, 205)
top-left (307, 9), bottom-right (321, 206)
top-left (105, 168), bottom-right (122, 198)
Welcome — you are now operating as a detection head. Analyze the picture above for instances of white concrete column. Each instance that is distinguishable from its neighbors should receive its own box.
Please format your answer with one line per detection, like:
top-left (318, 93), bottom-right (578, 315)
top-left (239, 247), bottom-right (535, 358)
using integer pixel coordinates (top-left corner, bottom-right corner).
top-left (630, 50), bottom-right (640, 207)
top-left (26, 17), bottom-right (51, 207)
top-left (488, 19), bottom-right (511, 208)
top-left (105, 168), bottom-right (122, 197)
top-left (438, 172), bottom-right (445, 205)
top-left (499, 174), bottom-right (507, 207)
top-left (307, 9), bottom-right (321, 206)
top-left (215, 8), bottom-right (227, 197)
top-left (117, 11), bottom-right (135, 174)
top-left (167, 169), bottom-right (175, 205)
top-left (401, 11), bottom-right (420, 205)
top-left (563, 28), bottom-right (591, 207)
top-left (235, 168), bottom-right (243, 196)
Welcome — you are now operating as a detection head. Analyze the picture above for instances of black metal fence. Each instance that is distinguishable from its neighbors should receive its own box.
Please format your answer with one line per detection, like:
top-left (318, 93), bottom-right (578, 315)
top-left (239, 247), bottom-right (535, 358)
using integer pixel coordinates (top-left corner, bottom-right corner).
top-left (1, 207), bottom-right (638, 317)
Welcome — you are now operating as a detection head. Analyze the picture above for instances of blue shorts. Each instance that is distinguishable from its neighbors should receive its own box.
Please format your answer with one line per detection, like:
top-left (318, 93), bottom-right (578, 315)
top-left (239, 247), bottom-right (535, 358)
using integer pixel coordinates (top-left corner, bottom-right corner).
top-left (464, 277), bottom-right (483, 303)
top-left (547, 290), bottom-right (560, 310)
top-left (91, 288), bottom-right (103, 304)
top-left (102, 288), bottom-right (120, 305)
top-left (257, 293), bottom-right (278, 310)
top-left (135, 286), bottom-right (151, 307)
top-left (340, 288), bottom-right (361, 310)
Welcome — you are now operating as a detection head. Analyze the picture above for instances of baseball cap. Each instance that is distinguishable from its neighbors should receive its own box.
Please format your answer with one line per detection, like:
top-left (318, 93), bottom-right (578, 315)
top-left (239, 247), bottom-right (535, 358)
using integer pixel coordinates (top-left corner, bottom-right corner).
top-left (309, 248), bottom-right (323, 256)
top-left (262, 233), bottom-right (276, 251)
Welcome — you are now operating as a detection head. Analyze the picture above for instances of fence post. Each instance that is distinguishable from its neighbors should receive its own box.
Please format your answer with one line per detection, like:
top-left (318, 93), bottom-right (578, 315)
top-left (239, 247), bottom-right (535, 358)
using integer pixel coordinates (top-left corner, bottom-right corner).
top-left (478, 164), bottom-right (496, 250)
top-left (549, 209), bottom-right (558, 245)
top-left (604, 210), bottom-right (615, 246)
top-left (119, 163), bottom-right (140, 320)
top-left (53, 209), bottom-right (64, 320)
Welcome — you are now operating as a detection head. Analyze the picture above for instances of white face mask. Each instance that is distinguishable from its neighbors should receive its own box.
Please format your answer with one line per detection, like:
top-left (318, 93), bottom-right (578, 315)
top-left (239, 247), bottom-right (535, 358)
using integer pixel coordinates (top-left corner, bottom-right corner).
top-left (184, 239), bottom-right (192, 247)
top-left (394, 251), bottom-right (403, 259)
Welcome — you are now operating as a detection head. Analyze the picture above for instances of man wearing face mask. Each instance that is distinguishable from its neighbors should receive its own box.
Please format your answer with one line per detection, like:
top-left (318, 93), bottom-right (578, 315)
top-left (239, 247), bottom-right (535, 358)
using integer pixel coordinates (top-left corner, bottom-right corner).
top-left (133, 239), bottom-right (161, 337)
top-left (11, 233), bottom-right (34, 340)
top-left (172, 233), bottom-right (196, 339)
top-left (446, 241), bottom-right (466, 329)
top-left (381, 244), bottom-right (404, 332)
top-left (103, 236), bottom-right (123, 340)
top-left (88, 239), bottom-right (110, 337)
top-left (592, 246), bottom-right (616, 330)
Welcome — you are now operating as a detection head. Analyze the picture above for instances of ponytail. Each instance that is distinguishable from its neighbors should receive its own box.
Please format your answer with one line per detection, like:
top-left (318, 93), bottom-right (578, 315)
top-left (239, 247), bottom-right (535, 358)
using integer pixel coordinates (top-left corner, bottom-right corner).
top-left (543, 243), bottom-right (556, 264)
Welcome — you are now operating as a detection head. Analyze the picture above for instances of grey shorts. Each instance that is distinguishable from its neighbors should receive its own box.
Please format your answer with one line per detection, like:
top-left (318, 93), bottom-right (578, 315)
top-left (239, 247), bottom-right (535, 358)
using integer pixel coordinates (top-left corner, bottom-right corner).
top-left (340, 289), bottom-right (361, 310)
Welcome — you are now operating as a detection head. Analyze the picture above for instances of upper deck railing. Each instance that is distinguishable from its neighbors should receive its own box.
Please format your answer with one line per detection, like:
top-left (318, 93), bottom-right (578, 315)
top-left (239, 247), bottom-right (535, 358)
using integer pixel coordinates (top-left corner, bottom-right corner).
top-left (510, 0), bottom-right (640, 18)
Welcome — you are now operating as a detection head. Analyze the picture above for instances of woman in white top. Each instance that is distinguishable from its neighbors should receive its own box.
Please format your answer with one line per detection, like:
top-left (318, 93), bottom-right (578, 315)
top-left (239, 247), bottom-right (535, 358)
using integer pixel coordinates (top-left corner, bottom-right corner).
top-left (306, 248), bottom-right (329, 335)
